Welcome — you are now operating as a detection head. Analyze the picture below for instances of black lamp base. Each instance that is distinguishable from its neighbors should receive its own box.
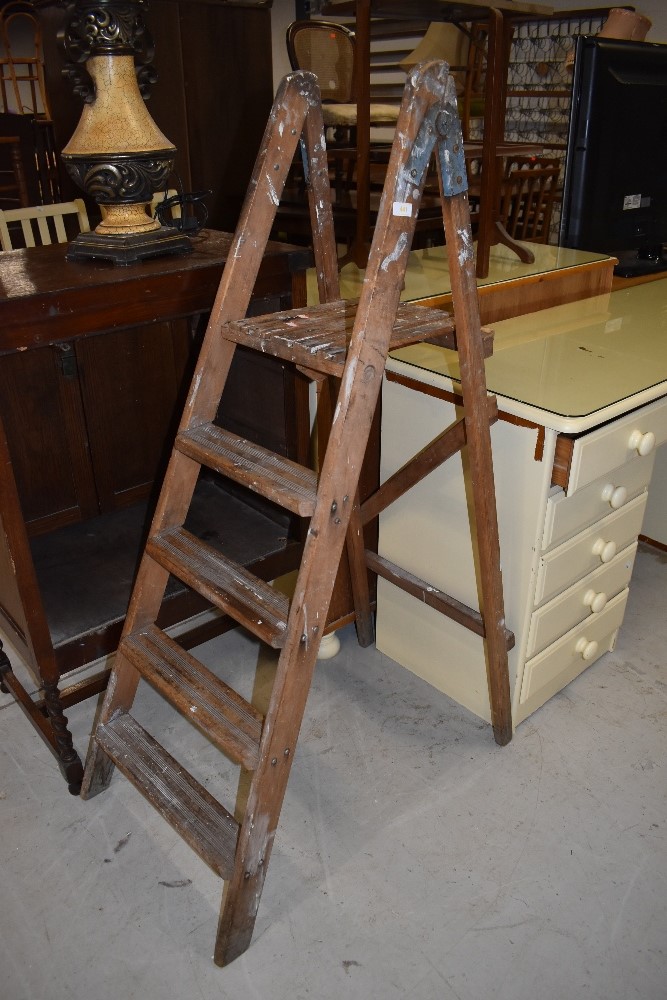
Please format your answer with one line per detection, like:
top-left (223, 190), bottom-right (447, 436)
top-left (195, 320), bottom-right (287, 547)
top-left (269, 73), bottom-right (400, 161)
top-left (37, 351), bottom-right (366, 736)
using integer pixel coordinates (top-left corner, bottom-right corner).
top-left (66, 225), bottom-right (193, 265)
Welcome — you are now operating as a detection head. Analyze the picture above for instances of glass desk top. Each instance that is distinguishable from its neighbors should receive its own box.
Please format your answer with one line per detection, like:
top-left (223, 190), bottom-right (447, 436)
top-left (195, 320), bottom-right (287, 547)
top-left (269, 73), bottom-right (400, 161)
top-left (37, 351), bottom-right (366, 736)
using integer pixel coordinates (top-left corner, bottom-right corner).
top-left (389, 281), bottom-right (667, 433)
top-left (307, 242), bottom-right (610, 306)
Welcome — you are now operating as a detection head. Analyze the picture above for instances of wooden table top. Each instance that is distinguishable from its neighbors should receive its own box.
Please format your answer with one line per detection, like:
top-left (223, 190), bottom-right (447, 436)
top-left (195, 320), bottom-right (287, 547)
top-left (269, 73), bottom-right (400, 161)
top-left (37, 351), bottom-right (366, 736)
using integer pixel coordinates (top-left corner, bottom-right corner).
top-left (0, 229), bottom-right (311, 352)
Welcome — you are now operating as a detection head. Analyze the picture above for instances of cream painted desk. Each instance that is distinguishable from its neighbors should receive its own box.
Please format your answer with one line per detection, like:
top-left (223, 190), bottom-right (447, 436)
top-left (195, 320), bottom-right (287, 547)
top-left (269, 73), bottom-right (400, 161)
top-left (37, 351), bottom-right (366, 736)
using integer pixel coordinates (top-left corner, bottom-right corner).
top-left (377, 282), bottom-right (667, 729)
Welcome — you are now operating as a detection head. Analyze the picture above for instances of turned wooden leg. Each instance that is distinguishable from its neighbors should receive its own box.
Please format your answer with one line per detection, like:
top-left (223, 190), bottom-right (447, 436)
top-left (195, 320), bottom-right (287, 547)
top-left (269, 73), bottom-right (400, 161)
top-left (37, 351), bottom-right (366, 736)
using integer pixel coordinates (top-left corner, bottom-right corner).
top-left (42, 680), bottom-right (85, 795)
top-left (0, 639), bottom-right (10, 694)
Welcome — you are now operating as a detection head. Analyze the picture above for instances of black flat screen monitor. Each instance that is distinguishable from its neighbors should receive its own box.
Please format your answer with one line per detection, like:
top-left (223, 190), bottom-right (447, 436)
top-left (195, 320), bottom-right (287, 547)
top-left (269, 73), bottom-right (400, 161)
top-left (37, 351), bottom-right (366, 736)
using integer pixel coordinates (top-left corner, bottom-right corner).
top-left (560, 36), bottom-right (667, 278)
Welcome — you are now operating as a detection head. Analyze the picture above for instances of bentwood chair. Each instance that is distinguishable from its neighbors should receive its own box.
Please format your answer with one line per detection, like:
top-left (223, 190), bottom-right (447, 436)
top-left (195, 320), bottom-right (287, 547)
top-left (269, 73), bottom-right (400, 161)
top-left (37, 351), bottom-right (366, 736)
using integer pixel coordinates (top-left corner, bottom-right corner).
top-left (0, 2), bottom-right (51, 117)
top-left (286, 20), bottom-right (400, 138)
top-left (285, 19), bottom-right (401, 226)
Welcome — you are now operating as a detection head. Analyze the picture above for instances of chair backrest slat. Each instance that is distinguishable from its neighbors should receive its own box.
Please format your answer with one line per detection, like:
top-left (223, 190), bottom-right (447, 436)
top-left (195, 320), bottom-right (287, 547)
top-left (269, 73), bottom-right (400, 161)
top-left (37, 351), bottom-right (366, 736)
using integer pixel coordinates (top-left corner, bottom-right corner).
top-left (20, 216), bottom-right (35, 247)
top-left (52, 213), bottom-right (68, 243)
top-left (37, 214), bottom-right (51, 244)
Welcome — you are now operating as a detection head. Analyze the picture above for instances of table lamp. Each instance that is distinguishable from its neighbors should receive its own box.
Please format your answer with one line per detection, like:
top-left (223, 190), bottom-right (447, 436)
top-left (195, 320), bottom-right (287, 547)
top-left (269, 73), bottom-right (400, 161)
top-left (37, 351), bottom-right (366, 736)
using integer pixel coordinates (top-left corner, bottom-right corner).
top-left (57, 0), bottom-right (191, 263)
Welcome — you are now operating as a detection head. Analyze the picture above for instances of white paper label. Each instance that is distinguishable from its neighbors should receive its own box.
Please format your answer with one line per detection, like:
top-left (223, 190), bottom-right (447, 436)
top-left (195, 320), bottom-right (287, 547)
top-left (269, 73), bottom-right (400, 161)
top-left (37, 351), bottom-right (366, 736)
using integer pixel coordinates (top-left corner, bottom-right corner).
top-left (605, 317), bottom-right (623, 333)
top-left (623, 194), bottom-right (642, 210)
top-left (392, 201), bottom-right (413, 217)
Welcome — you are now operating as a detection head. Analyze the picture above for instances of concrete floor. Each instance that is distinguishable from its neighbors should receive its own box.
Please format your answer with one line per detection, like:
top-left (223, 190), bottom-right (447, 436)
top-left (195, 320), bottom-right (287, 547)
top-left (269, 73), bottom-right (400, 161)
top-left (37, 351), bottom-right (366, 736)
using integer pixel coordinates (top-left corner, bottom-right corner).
top-left (1, 543), bottom-right (665, 1000)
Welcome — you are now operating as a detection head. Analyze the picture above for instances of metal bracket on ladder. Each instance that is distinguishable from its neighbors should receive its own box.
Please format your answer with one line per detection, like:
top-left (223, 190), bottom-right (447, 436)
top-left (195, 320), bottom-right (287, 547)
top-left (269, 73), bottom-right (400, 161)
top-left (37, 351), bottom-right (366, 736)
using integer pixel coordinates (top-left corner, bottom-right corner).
top-left (79, 61), bottom-right (512, 967)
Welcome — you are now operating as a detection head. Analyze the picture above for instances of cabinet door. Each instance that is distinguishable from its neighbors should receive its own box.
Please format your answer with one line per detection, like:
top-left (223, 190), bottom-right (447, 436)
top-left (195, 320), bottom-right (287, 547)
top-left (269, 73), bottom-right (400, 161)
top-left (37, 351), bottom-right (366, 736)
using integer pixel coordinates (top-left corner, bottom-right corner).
top-left (75, 320), bottom-right (192, 513)
top-left (0, 346), bottom-right (99, 534)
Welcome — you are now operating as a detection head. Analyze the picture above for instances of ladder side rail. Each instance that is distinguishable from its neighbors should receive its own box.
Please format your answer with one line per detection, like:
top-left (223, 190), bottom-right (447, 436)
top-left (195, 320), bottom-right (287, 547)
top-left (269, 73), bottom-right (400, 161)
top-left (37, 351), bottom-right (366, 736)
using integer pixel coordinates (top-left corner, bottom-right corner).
top-left (178, 72), bottom-right (325, 430)
top-left (213, 59), bottom-right (455, 967)
top-left (436, 145), bottom-right (512, 747)
top-left (300, 102), bottom-right (341, 305)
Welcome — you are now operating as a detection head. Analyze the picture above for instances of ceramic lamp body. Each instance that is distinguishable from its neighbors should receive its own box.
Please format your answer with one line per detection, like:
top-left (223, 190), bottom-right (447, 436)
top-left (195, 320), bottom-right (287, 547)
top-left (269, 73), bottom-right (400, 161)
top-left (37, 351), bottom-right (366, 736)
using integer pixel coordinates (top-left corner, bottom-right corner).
top-left (63, 54), bottom-right (173, 233)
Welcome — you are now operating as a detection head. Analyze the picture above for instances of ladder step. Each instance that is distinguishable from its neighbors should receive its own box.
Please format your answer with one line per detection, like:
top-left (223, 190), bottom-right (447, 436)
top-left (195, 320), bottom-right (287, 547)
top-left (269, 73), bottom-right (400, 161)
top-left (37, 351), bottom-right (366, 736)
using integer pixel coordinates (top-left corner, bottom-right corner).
top-left (96, 710), bottom-right (239, 879)
top-left (122, 626), bottom-right (263, 770)
top-left (176, 424), bottom-right (317, 516)
top-left (147, 527), bottom-right (289, 648)
top-left (224, 300), bottom-right (492, 376)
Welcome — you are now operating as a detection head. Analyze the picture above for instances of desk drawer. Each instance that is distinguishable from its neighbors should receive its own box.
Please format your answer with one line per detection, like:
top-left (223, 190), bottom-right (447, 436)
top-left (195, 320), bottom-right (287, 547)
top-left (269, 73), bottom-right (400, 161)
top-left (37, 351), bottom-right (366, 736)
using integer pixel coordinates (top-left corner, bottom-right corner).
top-left (565, 395), bottom-right (667, 496)
top-left (534, 492), bottom-right (647, 606)
top-left (520, 589), bottom-right (628, 705)
top-left (543, 456), bottom-right (653, 551)
top-left (526, 541), bottom-right (637, 657)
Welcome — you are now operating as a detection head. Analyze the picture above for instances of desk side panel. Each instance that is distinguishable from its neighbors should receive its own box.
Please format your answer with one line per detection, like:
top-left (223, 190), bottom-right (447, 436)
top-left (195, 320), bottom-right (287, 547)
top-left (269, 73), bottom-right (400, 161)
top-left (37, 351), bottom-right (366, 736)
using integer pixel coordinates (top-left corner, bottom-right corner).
top-left (641, 443), bottom-right (667, 547)
top-left (375, 375), bottom-right (550, 723)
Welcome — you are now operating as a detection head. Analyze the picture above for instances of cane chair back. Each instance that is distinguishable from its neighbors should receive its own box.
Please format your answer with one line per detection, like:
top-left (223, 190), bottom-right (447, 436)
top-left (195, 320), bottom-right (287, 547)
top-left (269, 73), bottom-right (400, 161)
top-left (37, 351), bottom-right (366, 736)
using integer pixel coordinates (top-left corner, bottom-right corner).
top-left (286, 20), bottom-right (399, 129)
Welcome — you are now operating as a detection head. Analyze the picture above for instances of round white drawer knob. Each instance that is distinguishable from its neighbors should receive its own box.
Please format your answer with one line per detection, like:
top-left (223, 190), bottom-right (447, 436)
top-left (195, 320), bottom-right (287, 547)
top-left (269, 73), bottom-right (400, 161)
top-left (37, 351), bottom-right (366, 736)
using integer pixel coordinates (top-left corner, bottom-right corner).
top-left (584, 588), bottom-right (608, 613)
top-left (575, 637), bottom-right (599, 660)
top-left (628, 429), bottom-right (656, 456)
top-left (601, 483), bottom-right (628, 509)
top-left (592, 538), bottom-right (617, 563)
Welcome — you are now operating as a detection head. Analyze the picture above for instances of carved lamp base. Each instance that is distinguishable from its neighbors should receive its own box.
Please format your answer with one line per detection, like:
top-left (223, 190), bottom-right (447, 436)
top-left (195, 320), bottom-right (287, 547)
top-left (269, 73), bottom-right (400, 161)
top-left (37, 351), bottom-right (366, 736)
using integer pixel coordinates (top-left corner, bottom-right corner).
top-left (66, 224), bottom-right (192, 264)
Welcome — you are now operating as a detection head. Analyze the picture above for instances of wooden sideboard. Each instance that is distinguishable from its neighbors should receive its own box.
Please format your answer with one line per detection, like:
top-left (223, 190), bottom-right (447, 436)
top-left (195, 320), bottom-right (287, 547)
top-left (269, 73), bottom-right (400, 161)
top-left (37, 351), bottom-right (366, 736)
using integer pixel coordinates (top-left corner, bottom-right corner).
top-left (0, 231), bottom-right (312, 791)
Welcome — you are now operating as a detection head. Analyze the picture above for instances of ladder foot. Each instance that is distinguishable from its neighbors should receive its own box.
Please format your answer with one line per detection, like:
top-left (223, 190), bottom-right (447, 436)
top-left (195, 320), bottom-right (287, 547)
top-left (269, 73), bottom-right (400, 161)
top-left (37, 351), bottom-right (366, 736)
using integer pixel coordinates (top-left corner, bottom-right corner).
top-left (492, 722), bottom-right (513, 747)
top-left (80, 740), bottom-right (117, 800)
top-left (214, 877), bottom-right (263, 967)
top-left (353, 616), bottom-right (375, 648)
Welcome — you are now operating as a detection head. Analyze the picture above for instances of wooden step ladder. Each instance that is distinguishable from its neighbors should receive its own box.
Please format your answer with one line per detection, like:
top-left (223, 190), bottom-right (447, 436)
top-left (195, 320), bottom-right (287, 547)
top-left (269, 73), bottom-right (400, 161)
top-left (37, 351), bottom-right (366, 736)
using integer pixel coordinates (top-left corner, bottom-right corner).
top-left (80, 62), bottom-right (512, 966)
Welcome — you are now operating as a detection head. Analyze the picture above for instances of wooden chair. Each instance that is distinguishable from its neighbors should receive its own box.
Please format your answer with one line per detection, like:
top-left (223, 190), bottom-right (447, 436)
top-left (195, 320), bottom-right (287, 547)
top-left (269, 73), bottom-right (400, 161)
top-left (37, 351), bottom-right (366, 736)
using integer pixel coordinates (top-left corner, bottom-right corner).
top-left (286, 20), bottom-right (400, 138)
top-left (287, 20), bottom-right (401, 186)
top-left (498, 156), bottom-right (561, 244)
top-left (0, 134), bottom-right (28, 207)
top-left (460, 22), bottom-right (488, 141)
top-left (285, 20), bottom-right (402, 253)
top-left (0, 198), bottom-right (90, 250)
top-left (0, 2), bottom-right (51, 118)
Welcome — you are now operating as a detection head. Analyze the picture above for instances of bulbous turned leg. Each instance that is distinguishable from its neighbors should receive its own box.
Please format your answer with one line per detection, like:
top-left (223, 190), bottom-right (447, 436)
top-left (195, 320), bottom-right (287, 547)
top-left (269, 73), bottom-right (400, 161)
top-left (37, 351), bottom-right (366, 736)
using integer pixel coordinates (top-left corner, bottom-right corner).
top-left (0, 638), bottom-right (11, 694)
top-left (42, 680), bottom-right (84, 795)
